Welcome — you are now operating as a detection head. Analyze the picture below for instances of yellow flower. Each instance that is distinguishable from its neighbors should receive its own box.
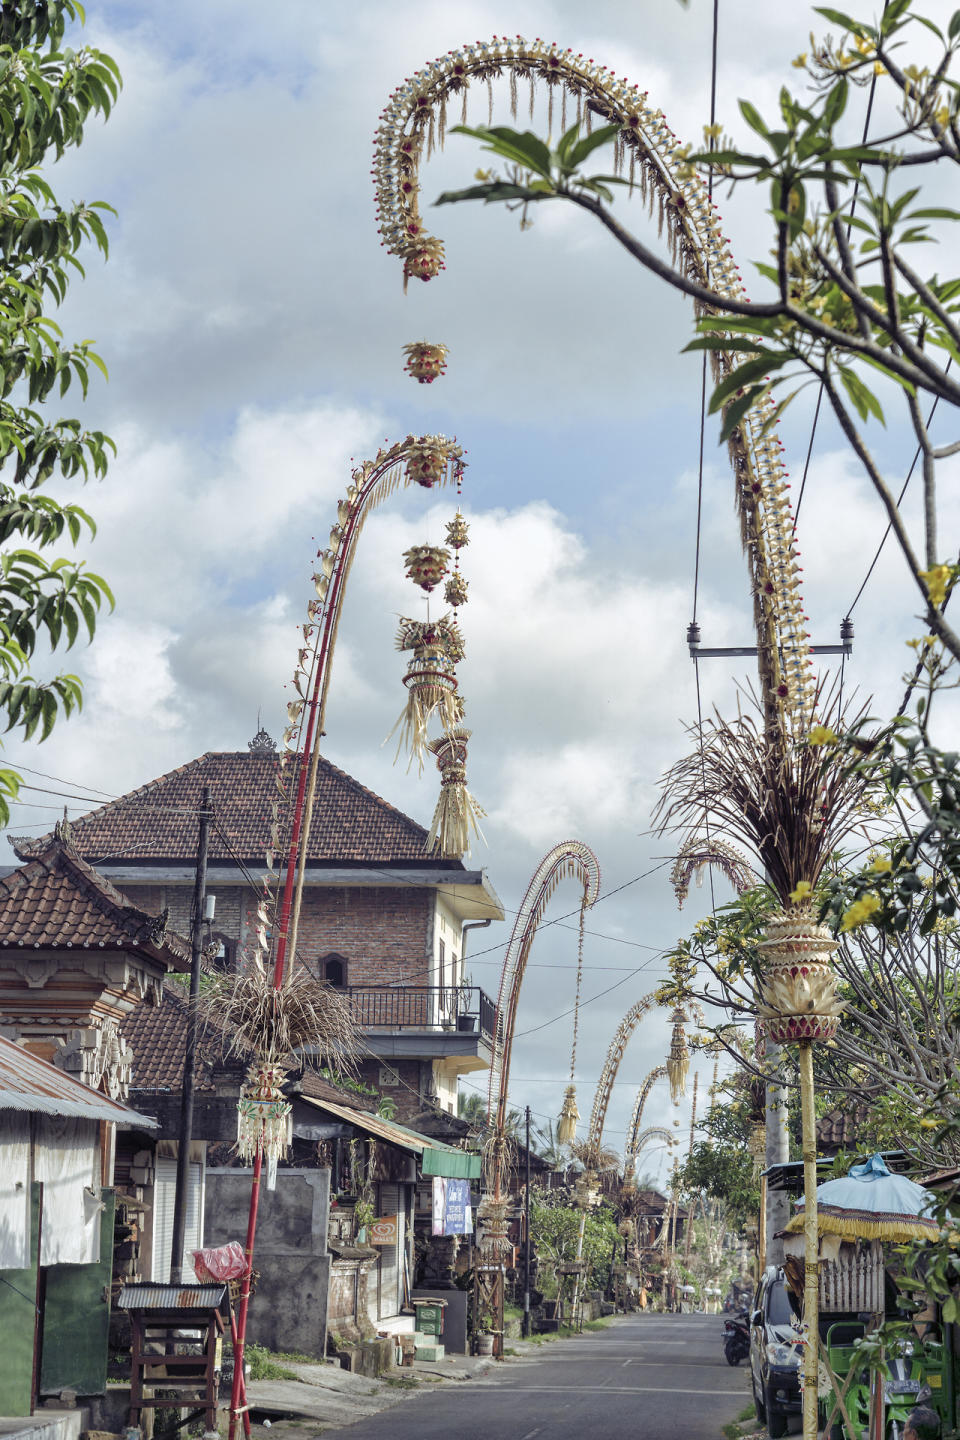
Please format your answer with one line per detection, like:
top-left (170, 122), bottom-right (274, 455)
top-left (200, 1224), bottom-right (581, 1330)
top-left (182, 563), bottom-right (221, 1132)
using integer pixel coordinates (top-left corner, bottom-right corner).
top-left (906, 635), bottom-right (937, 650)
top-left (474, 168), bottom-right (493, 182)
top-left (790, 880), bottom-right (813, 903)
top-left (839, 892), bottom-right (881, 932)
top-left (702, 123), bottom-right (722, 140)
top-left (920, 1118), bottom-right (939, 1130)
top-left (808, 725), bottom-right (839, 746)
top-left (869, 856), bottom-right (892, 874)
top-left (920, 564), bottom-right (952, 608)
top-left (791, 53), bottom-right (808, 69)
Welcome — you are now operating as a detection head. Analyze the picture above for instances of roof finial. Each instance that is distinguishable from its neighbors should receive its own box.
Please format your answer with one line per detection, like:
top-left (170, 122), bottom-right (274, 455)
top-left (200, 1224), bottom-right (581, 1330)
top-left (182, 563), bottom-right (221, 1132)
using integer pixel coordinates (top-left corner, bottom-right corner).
top-left (248, 713), bottom-right (276, 753)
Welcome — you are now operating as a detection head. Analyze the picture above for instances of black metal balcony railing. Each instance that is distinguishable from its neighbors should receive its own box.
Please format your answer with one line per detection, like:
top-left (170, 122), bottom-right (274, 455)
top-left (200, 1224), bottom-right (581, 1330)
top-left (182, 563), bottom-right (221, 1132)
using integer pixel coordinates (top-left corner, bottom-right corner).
top-left (344, 985), bottom-right (496, 1041)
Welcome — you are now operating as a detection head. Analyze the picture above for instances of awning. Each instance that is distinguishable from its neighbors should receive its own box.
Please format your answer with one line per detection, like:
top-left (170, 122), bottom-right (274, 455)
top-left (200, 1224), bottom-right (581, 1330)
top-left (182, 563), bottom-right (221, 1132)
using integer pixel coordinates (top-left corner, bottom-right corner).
top-left (297, 1095), bottom-right (481, 1179)
top-left (0, 1033), bottom-right (158, 1128)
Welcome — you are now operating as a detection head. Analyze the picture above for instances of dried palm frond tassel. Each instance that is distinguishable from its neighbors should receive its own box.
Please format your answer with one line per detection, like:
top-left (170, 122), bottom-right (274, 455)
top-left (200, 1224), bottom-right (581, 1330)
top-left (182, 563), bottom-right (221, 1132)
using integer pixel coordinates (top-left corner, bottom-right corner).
top-left (426, 727), bottom-right (485, 858)
top-left (202, 973), bottom-right (359, 1074)
top-left (557, 1083), bottom-right (579, 1145)
top-left (666, 1007), bottom-right (690, 1103)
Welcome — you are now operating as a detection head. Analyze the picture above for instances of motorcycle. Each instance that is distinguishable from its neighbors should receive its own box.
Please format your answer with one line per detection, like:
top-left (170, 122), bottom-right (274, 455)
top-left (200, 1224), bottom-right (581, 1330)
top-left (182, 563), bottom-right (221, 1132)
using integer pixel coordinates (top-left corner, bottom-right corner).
top-left (723, 1310), bottom-right (750, 1367)
top-left (826, 1326), bottom-right (935, 1440)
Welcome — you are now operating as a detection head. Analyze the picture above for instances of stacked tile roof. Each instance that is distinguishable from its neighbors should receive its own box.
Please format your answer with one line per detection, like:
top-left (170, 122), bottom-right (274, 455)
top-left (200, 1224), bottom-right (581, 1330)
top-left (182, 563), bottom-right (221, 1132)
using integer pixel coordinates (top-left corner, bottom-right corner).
top-left (0, 836), bottom-right (190, 967)
top-left (122, 987), bottom-right (221, 1091)
top-left (817, 1103), bottom-right (871, 1152)
top-left (121, 986), bottom-right (376, 1109)
top-left (12, 750), bottom-right (463, 868)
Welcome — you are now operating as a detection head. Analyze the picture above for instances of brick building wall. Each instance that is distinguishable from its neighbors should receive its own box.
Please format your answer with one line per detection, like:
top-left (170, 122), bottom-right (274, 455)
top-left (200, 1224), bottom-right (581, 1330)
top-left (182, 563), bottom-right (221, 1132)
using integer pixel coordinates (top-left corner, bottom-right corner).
top-left (279, 887), bottom-right (434, 985)
top-left (120, 884), bottom-right (248, 962)
top-left (116, 882), bottom-right (433, 985)
top-left (356, 1057), bottom-right (426, 1120)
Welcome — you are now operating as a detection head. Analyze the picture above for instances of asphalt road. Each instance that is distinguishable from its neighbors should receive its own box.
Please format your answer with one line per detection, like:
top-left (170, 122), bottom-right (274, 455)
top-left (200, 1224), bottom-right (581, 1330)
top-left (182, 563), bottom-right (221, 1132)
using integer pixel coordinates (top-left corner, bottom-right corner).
top-left (321, 1313), bottom-right (752, 1440)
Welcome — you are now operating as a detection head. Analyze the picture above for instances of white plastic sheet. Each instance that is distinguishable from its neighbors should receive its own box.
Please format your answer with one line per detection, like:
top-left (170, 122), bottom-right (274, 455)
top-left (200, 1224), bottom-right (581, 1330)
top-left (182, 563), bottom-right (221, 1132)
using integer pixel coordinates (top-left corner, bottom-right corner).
top-left (34, 1115), bottom-right (100, 1265)
top-left (0, 1112), bottom-right (31, 1269)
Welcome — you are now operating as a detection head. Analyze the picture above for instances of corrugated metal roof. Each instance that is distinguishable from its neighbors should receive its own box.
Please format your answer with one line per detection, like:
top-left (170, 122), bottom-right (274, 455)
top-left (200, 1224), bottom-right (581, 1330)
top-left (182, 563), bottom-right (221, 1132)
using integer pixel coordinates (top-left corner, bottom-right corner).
top-left (118, 1282), bottom-right (228, 1310)
top-left (0, 1033), bottom-right (158, 1127)
top-left (299, 1094), bottom-right (427, 1152)
top-left (298, 1095), bottom-right (479, 1175)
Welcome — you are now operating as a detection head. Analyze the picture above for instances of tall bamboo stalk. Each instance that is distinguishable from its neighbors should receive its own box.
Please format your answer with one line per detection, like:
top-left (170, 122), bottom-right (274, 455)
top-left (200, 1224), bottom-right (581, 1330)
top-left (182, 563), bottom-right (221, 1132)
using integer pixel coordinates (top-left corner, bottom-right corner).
top-left (799, 1043), bottom-right (819, 1440)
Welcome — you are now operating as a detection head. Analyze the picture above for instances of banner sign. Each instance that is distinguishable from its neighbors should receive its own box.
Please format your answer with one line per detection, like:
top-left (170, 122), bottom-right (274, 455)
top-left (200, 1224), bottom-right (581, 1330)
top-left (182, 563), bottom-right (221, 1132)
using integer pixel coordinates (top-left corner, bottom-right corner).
top-left (431, 1176), bottom-right (473, 1236)
top-left (370, 1214), bottom-right (398, 1246)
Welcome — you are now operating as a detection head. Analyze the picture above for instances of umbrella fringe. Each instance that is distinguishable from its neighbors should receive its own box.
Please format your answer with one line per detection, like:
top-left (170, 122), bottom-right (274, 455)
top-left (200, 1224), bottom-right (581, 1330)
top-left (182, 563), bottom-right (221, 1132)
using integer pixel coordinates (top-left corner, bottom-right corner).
top-left (786, 1211), bottom-right (938, 1242)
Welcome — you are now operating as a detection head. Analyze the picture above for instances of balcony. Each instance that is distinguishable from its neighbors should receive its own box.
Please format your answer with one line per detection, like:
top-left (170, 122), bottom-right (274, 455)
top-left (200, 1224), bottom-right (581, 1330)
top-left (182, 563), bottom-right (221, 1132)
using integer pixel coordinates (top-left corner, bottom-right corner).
top-left (344, 985), bottom-right (496, 1043)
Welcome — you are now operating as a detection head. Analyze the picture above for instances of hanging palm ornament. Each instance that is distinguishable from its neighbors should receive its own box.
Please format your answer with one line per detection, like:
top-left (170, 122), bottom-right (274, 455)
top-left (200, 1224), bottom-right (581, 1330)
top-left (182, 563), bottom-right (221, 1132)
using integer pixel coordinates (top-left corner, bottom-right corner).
top-left (237, 1062), bottom-right (292, 1191)
top-left (556, 896), bottom-right (589, 1145)
top-left (426, 726), bottom-right (485, 858)
top-left (666, 1006), bottom-right (690, 1103)
top-left (403, 340), bottom-right (449, 383)
top-left (403, 543), bottom-right (450, 591)
top-left (406, 440), bottom-right (451, 488)
top-left (390, 614), bottom-right (463, 769)
top-left (444, 510), bottom-right (469, 609)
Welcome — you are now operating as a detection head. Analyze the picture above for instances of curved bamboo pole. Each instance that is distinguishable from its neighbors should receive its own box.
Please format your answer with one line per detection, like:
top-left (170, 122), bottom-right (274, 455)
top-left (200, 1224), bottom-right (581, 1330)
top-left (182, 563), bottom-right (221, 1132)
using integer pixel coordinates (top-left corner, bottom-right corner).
top-left (228, 435), bottom-right (463, 1440)
top-left (371, 37), bottom-right (815, 737)
top-left (485, 840), bottom-right (601, 1184)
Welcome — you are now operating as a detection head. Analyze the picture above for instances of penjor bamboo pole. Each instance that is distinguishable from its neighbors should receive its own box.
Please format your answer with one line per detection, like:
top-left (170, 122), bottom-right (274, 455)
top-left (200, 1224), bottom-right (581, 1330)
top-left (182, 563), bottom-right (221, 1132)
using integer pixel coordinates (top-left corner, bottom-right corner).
top-left (799, 1042), bottom-right (819, 1440)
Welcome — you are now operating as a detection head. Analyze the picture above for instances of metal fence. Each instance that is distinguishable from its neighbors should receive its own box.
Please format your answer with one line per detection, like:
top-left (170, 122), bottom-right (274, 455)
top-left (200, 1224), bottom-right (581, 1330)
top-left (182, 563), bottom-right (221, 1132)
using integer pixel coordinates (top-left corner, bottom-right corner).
top-left (344, 985), bottom-right (495, 1039)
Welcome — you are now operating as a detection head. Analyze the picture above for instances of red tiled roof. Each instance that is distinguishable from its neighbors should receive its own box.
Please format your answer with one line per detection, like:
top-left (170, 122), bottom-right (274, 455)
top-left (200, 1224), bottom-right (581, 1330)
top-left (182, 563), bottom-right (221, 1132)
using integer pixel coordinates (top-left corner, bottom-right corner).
top-left (817, 1103), bottom-right (871, 1151)
top-left (13, 751), bottom-right (460, 868)
top-left (122, 988), bottom-right (377, 1108)
top-left (0, 837), bottom-right (190, 968)
top-left (121, 987), bottom-right (226, 1091)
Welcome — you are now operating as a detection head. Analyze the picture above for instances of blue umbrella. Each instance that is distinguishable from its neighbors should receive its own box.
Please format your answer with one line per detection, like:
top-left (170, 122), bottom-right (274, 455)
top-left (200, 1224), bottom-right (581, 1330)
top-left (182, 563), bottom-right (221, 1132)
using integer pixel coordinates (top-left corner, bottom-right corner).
top-left (786, 1154), bottom-right (938, 1241)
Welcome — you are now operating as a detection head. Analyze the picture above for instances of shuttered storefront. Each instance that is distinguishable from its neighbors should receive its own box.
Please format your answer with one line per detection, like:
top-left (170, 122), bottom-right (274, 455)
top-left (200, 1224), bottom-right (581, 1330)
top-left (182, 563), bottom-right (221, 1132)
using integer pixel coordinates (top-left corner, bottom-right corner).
top-left (152, 1156), bottom-right (204, 1281)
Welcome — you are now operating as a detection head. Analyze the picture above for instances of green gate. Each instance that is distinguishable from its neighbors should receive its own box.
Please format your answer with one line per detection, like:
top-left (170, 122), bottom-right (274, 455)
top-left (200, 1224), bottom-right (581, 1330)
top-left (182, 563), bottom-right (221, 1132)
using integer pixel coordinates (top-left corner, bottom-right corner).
top-left (40, 1188), bottom-right (115, 1397)
top-left (0, 1183), bottom-right (41, 1415)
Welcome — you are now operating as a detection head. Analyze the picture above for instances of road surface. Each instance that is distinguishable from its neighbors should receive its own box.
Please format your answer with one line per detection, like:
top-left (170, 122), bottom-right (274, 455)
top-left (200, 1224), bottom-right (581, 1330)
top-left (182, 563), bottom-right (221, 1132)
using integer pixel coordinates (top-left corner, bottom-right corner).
top-left (319, 1312), bottom-right (752, 1440)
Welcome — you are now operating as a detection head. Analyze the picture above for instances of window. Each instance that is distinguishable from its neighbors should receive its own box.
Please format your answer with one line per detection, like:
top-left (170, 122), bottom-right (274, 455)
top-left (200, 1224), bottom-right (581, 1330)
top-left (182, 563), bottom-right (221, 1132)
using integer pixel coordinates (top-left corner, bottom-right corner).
top-left (321, 953), bottom-right (347, 987)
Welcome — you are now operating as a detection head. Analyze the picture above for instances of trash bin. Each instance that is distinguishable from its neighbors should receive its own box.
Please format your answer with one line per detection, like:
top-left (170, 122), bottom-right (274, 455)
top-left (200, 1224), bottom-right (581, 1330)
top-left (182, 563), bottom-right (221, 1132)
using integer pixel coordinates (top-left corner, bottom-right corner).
top-left (413, 1299), bottom-right (447, 1337)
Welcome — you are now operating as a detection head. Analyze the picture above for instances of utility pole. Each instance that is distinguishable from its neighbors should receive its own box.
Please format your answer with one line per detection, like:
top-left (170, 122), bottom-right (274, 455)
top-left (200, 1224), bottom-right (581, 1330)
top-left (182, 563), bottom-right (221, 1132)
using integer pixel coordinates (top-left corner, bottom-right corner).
top-left (763, 1045), bottom-right (791, 1266)
top-left (171, 785), bottom-right (212, 1283)
top-left (523, 1105), bottom-right (532, 1338)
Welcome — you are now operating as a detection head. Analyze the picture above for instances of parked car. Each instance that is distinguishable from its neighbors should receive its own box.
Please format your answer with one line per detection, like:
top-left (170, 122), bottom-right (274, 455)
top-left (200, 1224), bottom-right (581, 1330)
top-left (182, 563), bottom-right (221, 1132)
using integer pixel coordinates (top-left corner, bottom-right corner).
top-left (749, 1265), bottom-right (803, 1439)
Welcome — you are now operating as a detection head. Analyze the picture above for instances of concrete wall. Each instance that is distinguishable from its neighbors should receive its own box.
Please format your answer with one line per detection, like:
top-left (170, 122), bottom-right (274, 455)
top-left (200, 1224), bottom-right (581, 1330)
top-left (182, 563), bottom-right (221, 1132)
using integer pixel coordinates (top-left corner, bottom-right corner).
top-left (205, 1167), bottom-right (331, 1357)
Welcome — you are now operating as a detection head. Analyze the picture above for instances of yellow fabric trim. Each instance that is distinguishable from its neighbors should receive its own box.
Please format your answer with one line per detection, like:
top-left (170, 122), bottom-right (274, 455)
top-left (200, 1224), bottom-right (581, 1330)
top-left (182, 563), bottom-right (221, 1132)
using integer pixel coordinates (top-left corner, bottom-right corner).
top-left (785, 1210), bottom-right (937, 1242)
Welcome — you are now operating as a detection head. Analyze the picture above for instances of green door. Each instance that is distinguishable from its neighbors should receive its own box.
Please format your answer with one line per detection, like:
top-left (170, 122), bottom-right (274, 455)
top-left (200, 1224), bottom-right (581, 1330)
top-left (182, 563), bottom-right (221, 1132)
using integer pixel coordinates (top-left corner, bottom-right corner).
top-left (40, 1188), bottom-right (115, 1397)
top-left (0, 1183), bottom-right (41, 1415)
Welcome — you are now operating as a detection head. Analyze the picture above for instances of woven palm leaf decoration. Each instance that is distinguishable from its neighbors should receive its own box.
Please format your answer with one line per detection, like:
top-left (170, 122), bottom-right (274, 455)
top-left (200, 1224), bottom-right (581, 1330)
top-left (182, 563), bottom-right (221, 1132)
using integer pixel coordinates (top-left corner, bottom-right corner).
top-left (237, 1061), bottom-right (292, 1191)
top-left (556, 1084), bottom-right (579, 1146)
top-left (666, 1006), bottom-right (690, 1103)
top-left (403, 340), bottom-right (449, 382)
top-left (389, 614), bottom-right (463, 770)
top-left (426, 726), bottom-right (485, 858)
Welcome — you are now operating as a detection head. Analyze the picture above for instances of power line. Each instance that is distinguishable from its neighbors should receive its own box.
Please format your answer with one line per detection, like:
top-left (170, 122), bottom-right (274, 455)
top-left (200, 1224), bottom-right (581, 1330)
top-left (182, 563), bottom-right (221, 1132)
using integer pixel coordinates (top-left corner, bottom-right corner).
top-left (793, 20), bottom-right (885, 533)
top-left (513, 954), bottom-right (668, 1040)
